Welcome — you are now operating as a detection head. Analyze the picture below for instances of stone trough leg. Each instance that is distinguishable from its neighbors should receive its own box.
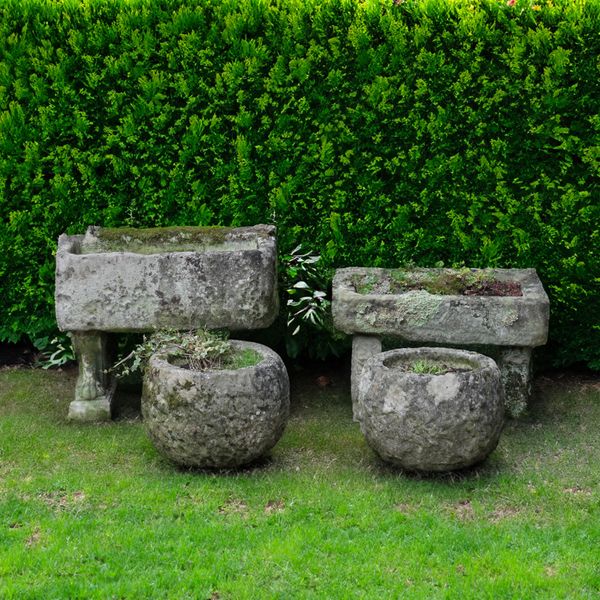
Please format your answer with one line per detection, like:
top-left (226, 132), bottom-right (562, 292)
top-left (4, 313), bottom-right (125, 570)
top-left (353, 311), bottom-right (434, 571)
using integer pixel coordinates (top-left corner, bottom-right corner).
top-left (68, 331), bottom-right (115, 422)
top-left (351, 335), bottom-right (382, 421)
top-left (497, 347), bottom-right (532, 418)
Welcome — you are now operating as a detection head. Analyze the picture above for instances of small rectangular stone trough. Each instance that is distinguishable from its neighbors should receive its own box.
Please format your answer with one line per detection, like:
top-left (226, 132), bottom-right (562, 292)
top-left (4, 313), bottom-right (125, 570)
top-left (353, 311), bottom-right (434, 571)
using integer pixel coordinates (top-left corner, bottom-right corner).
top-left (56, 225), bottom-right (278, 332)
top-left (332, 267), bottom-right (550, 417)
top-left (55, 225), bottom-right (278, 421)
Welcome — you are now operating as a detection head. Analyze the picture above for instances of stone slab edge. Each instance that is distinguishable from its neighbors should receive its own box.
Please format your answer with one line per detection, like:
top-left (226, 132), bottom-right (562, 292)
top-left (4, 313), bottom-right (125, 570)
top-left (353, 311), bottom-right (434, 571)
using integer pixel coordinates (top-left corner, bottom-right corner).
top-left (332, 267), bottom-right (549, 347)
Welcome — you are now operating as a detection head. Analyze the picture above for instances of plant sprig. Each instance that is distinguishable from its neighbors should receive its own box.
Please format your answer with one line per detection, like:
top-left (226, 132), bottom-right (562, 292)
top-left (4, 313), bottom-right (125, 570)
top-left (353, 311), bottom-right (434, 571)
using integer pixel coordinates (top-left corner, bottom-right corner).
top-left (110, 329), bottom-right (232, 377)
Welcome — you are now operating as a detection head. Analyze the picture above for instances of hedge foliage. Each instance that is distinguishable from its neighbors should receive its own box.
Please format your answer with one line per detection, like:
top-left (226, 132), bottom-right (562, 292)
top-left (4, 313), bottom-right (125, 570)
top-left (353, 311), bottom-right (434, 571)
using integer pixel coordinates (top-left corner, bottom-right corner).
top-left (1, 0), bottom-right (598, 368)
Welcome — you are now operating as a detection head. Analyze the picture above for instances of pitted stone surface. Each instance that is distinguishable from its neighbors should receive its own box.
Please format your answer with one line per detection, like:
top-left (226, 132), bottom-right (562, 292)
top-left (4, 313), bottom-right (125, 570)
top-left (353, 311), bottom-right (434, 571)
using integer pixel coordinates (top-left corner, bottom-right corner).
top-left (497, 347), bottom-right (532, 418)
top-left (141, 341), bottom-right (290, 468)
top-left (55, 225), bottom-right (278, 332)
top-left (333, 268), bottom-right (549, 347)
top-left (351, 335), bottom-right (382, 421)
top-left (358, 347), bottom-right (504, 471)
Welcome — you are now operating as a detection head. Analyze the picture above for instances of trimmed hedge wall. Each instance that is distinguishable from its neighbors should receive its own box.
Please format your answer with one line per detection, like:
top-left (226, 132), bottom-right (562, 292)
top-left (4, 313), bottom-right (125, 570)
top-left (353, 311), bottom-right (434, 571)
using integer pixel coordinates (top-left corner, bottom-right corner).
top-left (1, 0), bottom-right (598, 367)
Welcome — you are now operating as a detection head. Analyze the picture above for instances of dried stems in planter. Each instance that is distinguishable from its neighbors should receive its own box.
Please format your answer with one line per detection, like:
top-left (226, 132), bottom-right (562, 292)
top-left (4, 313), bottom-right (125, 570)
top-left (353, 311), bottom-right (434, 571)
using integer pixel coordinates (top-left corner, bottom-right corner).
top-left (110, 329), bottom-right (232, 377)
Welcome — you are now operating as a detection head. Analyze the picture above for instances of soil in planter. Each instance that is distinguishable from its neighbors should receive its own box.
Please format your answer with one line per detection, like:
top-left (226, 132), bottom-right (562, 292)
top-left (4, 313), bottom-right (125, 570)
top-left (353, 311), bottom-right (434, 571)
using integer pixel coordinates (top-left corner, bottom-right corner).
top-left (354, 269), bottom-right (522, 297)
top-left (463, 280), bottom-right (522, 297)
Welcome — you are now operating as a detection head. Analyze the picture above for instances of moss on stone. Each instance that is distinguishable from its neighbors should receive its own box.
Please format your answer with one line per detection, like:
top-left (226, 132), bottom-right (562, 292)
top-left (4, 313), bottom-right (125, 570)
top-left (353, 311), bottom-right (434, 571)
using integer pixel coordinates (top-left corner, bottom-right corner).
top-left (167, 346), bottom-right (262, 371)
top-left (96, 226), bottom-right (232, 245)
top-left (223, 348), bottom-right (262, 370)
top-left (354, 268), bottom-right (497, 296)
top-left (166, 390), bottom-right (186, 410)
top-left (79, 225), bottom-right (271, 254)
top-left (353, 273), bottom-right (379, 294)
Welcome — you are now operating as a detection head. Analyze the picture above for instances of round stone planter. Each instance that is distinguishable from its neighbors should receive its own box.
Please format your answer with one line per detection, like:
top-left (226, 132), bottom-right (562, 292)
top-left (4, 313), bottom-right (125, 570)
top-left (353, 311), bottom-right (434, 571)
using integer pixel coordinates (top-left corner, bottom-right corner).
top-left (142, 341), bottom-right (290, 469)
top-left (357, 347), bottom-right (504, 471)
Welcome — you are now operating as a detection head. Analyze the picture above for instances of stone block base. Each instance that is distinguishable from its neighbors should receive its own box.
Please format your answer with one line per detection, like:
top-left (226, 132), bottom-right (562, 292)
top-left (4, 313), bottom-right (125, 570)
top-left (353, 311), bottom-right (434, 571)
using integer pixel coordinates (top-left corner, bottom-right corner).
top-left (497, 347), bottom-right (532, 418)
top-left (68, 397), bottom-right (112, 422)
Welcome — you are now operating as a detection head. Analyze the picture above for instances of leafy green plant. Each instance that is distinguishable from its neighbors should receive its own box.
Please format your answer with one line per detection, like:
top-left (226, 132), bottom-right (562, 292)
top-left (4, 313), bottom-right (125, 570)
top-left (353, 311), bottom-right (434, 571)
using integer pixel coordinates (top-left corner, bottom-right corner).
top-left (410, 360), bottom-right (445, 375)
top-left (110, 329), bottom-right (253, 377)
top-left (281, 245), bottom-right (347, 360)
top-left (283, 245), bottom-right (328, 333)
top-left (34, 333), bottom-right (75, 370)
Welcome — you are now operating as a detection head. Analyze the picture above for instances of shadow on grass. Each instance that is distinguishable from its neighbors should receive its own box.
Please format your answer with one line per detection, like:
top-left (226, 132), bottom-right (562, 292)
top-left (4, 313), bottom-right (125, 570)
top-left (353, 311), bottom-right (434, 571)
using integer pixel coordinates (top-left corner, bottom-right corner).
top-left (28, 360), bottom-right (598, 490)
top-left (368, 450), bottom-right (507, 485)
top-left (171, 455), bottom-right (276, 477)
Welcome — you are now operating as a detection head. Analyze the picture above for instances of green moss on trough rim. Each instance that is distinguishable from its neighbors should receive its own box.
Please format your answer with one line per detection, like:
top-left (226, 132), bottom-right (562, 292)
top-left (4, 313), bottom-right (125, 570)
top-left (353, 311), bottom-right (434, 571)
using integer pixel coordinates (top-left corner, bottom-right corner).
top-left (95, 226), bottom-right (234, 245)
top-left (79, 225), bottom-right (274, 254)
top-left (351, 268), bottom-right (522, 297)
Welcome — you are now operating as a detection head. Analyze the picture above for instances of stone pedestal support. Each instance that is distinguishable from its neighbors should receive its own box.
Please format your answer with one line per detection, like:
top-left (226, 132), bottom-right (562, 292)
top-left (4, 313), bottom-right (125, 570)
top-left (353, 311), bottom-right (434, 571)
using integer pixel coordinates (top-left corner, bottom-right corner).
top-left (351, 336), bottom-right (382, 421)
top-left (68, 331), bottom-right (115, 422)
top-left (497, 347), bottom-right (532, 418)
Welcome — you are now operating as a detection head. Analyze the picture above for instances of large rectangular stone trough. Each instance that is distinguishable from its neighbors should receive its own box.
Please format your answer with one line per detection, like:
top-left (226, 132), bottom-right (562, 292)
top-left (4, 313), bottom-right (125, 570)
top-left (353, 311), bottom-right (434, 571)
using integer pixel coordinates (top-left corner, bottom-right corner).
top-left (55, 225), bottom-right (278, 421)
top-left (332, 267), bottom-right (550, 417)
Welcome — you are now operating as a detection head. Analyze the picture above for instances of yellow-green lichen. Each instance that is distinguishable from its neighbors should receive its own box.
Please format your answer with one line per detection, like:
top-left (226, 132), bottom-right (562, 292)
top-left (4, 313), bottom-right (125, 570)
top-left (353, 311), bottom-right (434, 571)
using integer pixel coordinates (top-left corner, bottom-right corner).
top-left (393, 290), bottom-right (444, 326)
top-left (501, 309), bottom-right (520, 326)
top-left (355, 290), bottom-right (443, 330)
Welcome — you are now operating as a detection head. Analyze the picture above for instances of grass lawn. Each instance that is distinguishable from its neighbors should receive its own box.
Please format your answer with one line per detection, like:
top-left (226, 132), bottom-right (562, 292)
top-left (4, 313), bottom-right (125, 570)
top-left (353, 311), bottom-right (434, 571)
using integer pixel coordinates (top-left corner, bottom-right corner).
top-left (0, 363), bottom-right (599, 599)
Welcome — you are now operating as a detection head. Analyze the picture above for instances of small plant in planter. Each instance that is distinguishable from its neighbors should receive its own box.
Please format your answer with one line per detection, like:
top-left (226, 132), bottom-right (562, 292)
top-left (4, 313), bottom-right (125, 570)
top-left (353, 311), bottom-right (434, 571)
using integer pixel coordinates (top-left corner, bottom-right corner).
top-left (409, 360), bottom-right (445, 375)
top-left (115, 329), bottom-right (290, 470)
top-left (111, 329), bottom-right (259, 376)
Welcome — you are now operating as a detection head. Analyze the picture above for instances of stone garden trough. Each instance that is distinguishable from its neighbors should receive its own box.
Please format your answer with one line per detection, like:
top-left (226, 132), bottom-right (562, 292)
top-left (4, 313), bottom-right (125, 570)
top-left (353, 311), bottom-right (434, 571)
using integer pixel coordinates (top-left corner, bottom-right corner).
top-left (55, 225), bottom-right (278, 421)
top-left (333, 267), bottom-right (549, 417)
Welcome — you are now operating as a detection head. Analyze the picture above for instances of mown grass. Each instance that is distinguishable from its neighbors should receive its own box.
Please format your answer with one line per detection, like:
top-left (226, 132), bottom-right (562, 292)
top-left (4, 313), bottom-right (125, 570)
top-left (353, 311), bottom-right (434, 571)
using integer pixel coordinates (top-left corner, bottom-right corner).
top-left (0, 364), bottom-right (599, 599)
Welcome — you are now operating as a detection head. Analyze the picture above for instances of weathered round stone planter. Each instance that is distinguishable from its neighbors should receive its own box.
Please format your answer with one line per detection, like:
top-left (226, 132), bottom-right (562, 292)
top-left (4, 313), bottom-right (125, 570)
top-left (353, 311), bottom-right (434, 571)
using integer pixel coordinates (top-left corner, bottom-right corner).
top-left (142, 341), bottom-right (289, 469)
top-left (358, 347), bottom-right (504, 472)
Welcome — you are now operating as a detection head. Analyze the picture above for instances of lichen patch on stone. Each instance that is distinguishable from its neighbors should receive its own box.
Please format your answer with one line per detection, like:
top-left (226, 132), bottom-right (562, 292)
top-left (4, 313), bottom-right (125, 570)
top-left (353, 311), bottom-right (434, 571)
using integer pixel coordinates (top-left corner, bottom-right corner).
top-left (393, 291), bottom-right (443, 326)
top-left (426, 374), bottom-right (460, 403)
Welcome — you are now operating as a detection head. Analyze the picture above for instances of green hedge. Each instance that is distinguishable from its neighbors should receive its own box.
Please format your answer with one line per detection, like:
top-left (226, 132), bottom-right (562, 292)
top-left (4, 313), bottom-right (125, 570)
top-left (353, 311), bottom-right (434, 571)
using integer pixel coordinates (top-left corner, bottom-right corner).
top-left (1, 0), bottom-right (598, 368)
